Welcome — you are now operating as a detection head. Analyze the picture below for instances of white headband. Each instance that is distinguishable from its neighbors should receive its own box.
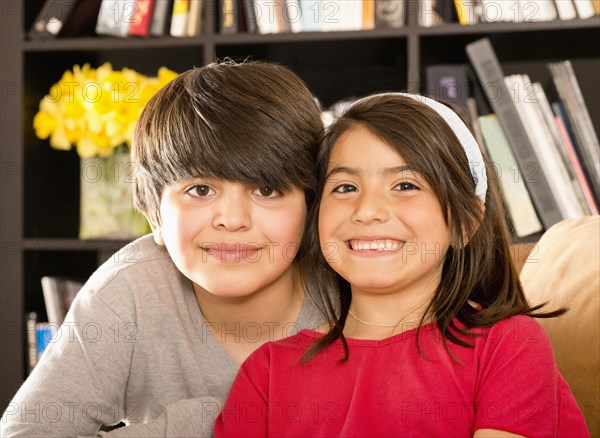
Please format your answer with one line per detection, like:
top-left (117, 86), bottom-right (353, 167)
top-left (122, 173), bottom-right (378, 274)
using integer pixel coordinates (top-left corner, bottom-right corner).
top-left (351, 92), bottom-right (487, 202)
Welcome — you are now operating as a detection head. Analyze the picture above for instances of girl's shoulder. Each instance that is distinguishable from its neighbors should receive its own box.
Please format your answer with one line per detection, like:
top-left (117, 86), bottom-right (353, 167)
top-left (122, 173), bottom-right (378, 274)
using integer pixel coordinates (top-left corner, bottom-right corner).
top-left (469, 314), bottom-right (554, 364)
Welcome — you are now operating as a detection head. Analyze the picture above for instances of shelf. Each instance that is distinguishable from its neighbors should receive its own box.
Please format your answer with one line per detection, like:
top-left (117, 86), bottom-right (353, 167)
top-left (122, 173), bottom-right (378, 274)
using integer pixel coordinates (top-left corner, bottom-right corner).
top-left (23, 35), bottom-right (210, 52)
top-left (23, 238), bottom-right (134, 252)
top-left (416, 16), bottom-right (600, 35)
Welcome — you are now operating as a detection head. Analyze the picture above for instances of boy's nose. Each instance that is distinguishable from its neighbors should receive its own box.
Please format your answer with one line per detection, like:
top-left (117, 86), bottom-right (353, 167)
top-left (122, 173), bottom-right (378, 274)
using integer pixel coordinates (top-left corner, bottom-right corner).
top-left (212, 191), bottom-right (251, 231)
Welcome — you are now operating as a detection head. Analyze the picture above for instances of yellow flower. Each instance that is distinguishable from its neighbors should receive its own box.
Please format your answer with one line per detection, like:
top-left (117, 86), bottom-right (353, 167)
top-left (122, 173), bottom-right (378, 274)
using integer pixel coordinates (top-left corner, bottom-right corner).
top-left (33, 112), bottom-right (57, 139)
top-left (34, 63), bottom-right (179, 158)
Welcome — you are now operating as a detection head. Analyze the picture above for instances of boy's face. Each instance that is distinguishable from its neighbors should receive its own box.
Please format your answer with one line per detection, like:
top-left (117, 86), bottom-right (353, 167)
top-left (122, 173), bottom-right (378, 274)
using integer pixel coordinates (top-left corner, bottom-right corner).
top-left (150, 179), bottom-right (306, 299)
top-left (318, 125), bottom-right (452, 300)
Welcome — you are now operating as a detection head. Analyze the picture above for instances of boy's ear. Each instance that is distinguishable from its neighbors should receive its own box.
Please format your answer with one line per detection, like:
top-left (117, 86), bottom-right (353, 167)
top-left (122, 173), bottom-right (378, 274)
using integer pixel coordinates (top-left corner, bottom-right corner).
top-left (145, 214), bottom-right (164, 246)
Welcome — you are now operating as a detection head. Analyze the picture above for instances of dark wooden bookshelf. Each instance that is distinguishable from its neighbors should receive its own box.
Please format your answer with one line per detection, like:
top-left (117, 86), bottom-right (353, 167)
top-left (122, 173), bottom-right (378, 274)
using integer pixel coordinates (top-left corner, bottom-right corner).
top-left (1, 0), bottom-right (599, 408)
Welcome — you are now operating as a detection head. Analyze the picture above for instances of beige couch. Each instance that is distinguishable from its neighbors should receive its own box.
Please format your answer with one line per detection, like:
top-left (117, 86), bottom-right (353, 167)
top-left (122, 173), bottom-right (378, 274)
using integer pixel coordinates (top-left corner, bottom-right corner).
top-left (512, 216), bottom-right (599, 437)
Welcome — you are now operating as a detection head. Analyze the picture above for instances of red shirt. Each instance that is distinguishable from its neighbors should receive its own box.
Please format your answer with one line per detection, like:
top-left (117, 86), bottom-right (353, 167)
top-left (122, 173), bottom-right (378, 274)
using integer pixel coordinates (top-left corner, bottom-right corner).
top-left (215, 315), bottom-right (589, 437)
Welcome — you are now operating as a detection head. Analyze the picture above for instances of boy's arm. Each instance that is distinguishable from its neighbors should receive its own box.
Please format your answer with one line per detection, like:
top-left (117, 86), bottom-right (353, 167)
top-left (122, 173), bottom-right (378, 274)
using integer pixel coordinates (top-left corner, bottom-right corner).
top-left (1, 291), bottom-right (134, 436)
top-left (95, 397), bottom-right (224, 437)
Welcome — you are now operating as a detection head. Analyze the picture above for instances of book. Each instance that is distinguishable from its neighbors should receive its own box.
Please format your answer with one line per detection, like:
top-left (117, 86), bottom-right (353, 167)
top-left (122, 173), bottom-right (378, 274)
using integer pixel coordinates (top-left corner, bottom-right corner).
top-left (26, 312), bottom-right (38, 373)
top-left (220, 0), bottom-right (238, 33)
top-left (454, 0), bottom-right (477, 24)
top-left (420, 0), bottom-right (443, 26)
top-left (505, 74), bottom-right (585, 219)
top-left (548, 61), bottom-right (600, 203)
top-left (425, 64), bottom-right (470, 110)
top-left (478, 114), bottom-right (543, 237)
top-left (363, 0), bottom-right (375, 30)
top-left (41, 276), bottom-right (84, 326)
top-left (466, 38), bottom-right (563, 229)
top-left (242, 0), bottom-right (259, 32)
top-left (28, 0), bottom-right (80, 39)
top-left (285, 0), bottom-right (303, 32)
top-left (534, 83), bottom-right (592, 215)
top-left (274, 0), bottom-right (292, 33)
top-left (299, 0), bottom-right (323, 32)
top-left (186, 0), bottom-right (203, 35)
top-left (254, 0), bottom-right (282, 33)
top-left (170, 0), bottom-right (190, 36)
top-left (554, 0), bottom-right (578, 20)
top-left (375, 0), bottom-right (405, 28)
top-left (572, 0), bottom-right (596, 17)
top-left (480, 0), bottom-right (518, 22)
top-left (466, 97), bottom-right (486, 157)
top-left (434, 0), bottom-right (458, 23)
top-left (320, 1), bottom-right (363, 32)
top-left (25, 312), bottom-right (59, 371)
top-left (150, 0), bottom-right (174, 35)
top-left (36, 323), bottom-right (58, 362)
top-left (554, 105), bottom-right (600, 214)
top-left (519, 0), bottom-right (557, 21)
top-left (96, 0), bottom-right (137, 37)
top-left (56, 0), bottom-right (103, 38)
top-left (129, 0), bottom-right (156, 37)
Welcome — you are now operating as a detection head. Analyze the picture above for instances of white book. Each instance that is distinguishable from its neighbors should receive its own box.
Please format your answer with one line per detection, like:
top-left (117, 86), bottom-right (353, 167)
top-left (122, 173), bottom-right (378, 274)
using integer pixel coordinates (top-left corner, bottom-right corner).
top-left (321, 0), bottom-right (363, 31)
top-left (286, 0), bottom-right (303, 32)
top-left (420, 0), bottom-right (440, 27)
top-left (505, 74), bottom-right (585, 219)
top-left (96, 0), bottom-right (136, 37)
top-left (554, 0), bottom-right (578, 19)
top-left (481, 0), bottom-right (518, 22)
top-left (572, 0), bottom-right (596, 17)
top-left (170, 0), bottom-right (190, 37)
top-left (519, 0), bottom-right (558, 21)
top-left (254, 0), bottom-right (281, 34)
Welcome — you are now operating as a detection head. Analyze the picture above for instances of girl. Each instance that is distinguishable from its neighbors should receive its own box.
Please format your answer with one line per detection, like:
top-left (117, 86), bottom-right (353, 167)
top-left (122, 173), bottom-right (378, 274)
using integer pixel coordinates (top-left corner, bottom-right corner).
top-left (214, 93), bottom-right (589, 437)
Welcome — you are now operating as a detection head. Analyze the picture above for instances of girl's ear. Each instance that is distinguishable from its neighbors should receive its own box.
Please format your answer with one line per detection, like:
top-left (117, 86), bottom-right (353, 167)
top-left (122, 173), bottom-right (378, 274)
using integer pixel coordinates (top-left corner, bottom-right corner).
top-left (145, 214), bottom-right (164, 246)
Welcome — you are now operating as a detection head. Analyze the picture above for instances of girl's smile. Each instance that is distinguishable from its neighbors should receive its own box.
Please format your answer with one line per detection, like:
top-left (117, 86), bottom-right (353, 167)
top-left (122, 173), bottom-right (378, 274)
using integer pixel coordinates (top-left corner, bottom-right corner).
top-left (347, 237), bottom-right (405, 254)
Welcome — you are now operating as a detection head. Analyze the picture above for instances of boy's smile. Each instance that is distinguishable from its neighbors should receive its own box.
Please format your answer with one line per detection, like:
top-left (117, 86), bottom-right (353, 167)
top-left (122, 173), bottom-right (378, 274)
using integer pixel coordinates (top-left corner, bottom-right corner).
top-left (151, 179), bottom-right (306, 300)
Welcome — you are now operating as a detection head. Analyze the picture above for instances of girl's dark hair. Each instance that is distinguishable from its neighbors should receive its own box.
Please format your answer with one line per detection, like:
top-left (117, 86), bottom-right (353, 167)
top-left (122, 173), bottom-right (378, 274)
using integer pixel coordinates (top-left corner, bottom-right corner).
top-left (304, 93), bottom-right (564, 361)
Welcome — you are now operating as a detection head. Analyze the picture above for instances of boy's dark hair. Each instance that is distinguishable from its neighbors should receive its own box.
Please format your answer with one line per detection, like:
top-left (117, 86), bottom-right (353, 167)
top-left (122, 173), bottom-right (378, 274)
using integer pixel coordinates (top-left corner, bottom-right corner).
top-left (305, 93), bottom-right (563, 361)
top-left (132, 60), bottom-right (323, 226)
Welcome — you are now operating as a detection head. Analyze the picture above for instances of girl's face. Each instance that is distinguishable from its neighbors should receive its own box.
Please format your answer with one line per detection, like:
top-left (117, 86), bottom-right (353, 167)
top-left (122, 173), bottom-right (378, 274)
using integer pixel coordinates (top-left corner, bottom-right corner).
top-left (318, 125), bottom-right (453, 300)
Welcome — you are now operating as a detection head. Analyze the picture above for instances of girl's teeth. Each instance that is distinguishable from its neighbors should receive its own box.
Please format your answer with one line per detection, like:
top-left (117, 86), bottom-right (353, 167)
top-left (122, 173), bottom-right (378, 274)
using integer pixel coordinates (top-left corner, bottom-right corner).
top-left (350, 240), bottom-right (403, 251)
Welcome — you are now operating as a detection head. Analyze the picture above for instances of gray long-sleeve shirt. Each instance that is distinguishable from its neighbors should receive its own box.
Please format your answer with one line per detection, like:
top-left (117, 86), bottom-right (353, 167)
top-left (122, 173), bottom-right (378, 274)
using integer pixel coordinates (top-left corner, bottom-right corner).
top-left (1, 235), bottom-right (327, 437)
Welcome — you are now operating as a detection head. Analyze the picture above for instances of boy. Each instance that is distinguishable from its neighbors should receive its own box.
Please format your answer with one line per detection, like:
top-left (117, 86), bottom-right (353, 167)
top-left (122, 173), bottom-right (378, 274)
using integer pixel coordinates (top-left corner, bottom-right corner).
top-left (1, 61), bottom-right (330, 436)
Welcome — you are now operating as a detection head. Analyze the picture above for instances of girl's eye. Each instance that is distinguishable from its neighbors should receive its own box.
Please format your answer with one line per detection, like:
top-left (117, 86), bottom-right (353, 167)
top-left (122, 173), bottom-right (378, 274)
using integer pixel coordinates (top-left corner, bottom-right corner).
top-left (253, 187), bottom-right (280, 198)
top-left (187, 185), bottom-right (214, 197)
top-left (333, 184), bottom-right (357, 194)
top-left (394, 182), bottom-right (417, 191)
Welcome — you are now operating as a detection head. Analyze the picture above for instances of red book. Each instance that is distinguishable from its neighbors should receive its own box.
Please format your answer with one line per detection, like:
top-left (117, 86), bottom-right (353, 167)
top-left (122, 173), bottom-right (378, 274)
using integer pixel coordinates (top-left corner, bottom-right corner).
top-left (129, 0), bottom-right (156, 37)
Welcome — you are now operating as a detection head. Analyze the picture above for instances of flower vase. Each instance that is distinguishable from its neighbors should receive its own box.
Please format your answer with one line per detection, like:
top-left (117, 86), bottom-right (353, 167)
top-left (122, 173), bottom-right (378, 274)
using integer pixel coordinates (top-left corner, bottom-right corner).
top-left (79, 148), bottom-right (150, 240)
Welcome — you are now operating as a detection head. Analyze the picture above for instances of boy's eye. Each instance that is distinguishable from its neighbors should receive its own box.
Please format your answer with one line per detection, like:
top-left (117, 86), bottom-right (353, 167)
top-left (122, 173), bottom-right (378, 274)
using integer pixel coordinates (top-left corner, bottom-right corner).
top-left (394, 182), bottom-right (417, 191)
top-left (332, 184), bottom-right (357, 193)
top-left (187, 185), bottom-right (214, 197)
top-left (253, 187), bottom-right (280, 198)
